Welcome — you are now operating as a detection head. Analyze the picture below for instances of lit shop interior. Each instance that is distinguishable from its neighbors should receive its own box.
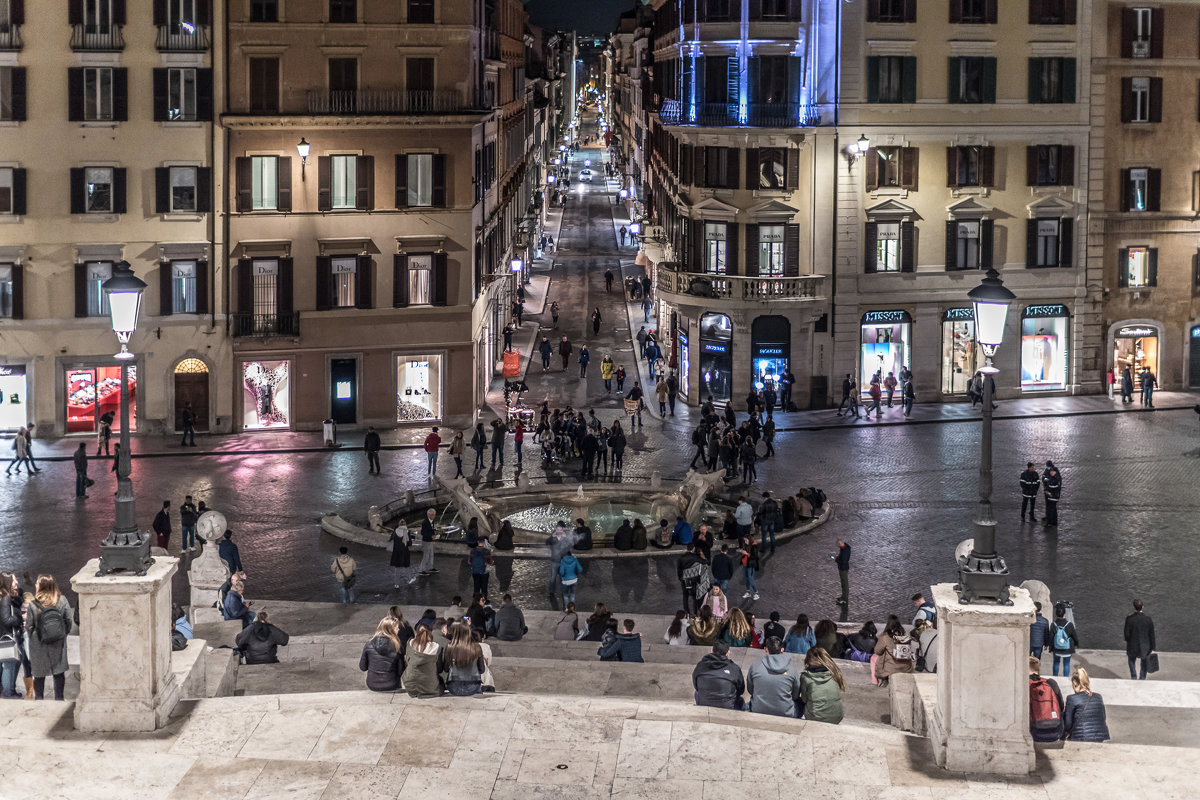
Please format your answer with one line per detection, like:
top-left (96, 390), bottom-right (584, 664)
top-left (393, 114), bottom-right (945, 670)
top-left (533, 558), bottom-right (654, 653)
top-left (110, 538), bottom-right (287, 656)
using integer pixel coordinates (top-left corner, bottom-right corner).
top-left (860, 310), bottom-right (911, 390)
top-left (940, 307), bottom-right (978, 396)
top-left (397, 355), bottom-right (442, 422)
top-left (1020, 304), bottom-right (1070, 392)
top-left (242, 360), bottom-right (290, 430)
top-left (0, 365), bottom-right (28, 431)
top-left (67, 366), bottom-right (137, 434)
top-left (1112, 324), bottom-right (1159, 385)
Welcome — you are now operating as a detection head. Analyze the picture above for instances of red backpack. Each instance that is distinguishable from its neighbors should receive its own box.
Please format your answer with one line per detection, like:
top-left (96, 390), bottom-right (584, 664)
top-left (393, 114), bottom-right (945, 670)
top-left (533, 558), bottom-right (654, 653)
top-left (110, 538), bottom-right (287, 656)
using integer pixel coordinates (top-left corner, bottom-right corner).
top-left (1029, 678), bottom-right (1061, 730)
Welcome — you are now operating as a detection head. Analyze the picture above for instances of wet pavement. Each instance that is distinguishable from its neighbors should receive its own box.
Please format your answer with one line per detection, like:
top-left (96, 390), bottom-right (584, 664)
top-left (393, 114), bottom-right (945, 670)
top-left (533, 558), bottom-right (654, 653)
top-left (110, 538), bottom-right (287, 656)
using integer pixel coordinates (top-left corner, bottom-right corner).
top-left (4, 119), bottom-right (1200, 653)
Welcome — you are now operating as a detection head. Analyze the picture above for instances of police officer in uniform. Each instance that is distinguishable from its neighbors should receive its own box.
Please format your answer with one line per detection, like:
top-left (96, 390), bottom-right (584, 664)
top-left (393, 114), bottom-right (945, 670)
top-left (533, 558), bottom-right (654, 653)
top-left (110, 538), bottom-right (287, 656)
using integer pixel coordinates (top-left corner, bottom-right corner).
top-left (1020, 461), bottom-right (1040, 522)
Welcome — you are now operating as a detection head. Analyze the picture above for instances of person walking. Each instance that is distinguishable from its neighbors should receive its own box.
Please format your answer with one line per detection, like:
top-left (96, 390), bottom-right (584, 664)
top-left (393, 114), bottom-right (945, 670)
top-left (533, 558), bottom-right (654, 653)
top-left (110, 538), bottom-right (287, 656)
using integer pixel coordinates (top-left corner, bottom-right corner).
top-left (538, 337), bottom-right (553, 371)
top-left (331, 547), bottom-right (357, 604)
top-left (759, 492), bottom-right (780, 554)
top-left (834, 539), bottom-right (851, 605)
top-left (1042, 464), bottom-right (1062, 527)
top-left (180, 401), bottom-right (197, 446)
top-left (423, 427), bottom-right (441, 477)
top-left (364, 426), bottom-right (382, 474)
top-left (601, 355), bottom-right (615, 393)
top-left (1140, 366), bottom-right (1157, 407)
top-left (615, 365), bottom-right (626, 393)
top-left (512, 421), bottom-right (525, 467)
top-left (591, 307), bottom-right (602, 336)
top-left (22, 424), bottom-right (39, 472)
top-left (762, 413), bottom-right (775, 457)
top-left (636, 326), bottom-right (648, 358)
top-left (578, 345), bottom-right (590, 378)
top-left (619, 226), bottom-right (627, 246)
top-left (835, 373), bottom-right (854, 416)
top-left (1020, 462), bottom-right (1040, 522)
top-left (739, 538), bottom-right (760, 601)
top-left (550, 300), bottom-right (560, 327)
top-left (865, 379), bottom-right (882, 421)
top-left (418, 507), bottom-right (439, 576)
top-left (609, 422), bottom-right (626, 472)
top-left (25, 575), bottom-right (72, 701)
top-left (1120, 366), bottom-right (1134, 404)
top-left (677, 543), bottom-right (705, 615)
top-left (1030, 602), bottom-right (1051, 659)
top-left (655, 377), bottom-right (669, 415)
top-left (1123, 599), bottom-right (1156, 680)
top-left (666, 372), bottom-right (678, 416)
top-left (152, 500), bottom-right (172, 550)
top-left (902, 377), bottom-right (915, 418)
top-left (604, 269), bottom-right (614, 291)
top-left (6, 428), bottom-right (29, 475)
top-left (470, 423), bottom-right (487, 471)
top-left (626, 382), bottom-right (644, 428)
top-left (883, 372), bottom-right (898, 407)
top-left (1048, 602), bottom-right (1078, 677)
top-left (559, 336), bottom-right (573, 371)
top-left (96, 412), bottom-right (112, 456)
top-left (489, 419), bottom-right (507, 468)
top-left (502, 323), bottom-right (514, 352)
top-left (450, 430), bottom-right (465, 477)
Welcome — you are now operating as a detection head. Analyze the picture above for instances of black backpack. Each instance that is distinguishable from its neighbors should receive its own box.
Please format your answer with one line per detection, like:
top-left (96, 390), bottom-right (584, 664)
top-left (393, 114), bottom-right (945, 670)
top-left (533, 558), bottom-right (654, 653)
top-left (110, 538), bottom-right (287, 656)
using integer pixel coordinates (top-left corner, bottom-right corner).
top-left (37, 605), bottom-right (68, 644)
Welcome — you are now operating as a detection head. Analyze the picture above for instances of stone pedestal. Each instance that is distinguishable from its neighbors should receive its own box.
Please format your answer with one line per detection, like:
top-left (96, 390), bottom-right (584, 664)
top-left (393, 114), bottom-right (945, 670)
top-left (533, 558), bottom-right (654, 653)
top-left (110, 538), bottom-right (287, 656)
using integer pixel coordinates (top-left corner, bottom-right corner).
top-left (928, 582), bottom-right (1036, 776)
top-left (71, 557), bottom-right (181, 732)
top-left (189, 510), bottom-right (231, 623)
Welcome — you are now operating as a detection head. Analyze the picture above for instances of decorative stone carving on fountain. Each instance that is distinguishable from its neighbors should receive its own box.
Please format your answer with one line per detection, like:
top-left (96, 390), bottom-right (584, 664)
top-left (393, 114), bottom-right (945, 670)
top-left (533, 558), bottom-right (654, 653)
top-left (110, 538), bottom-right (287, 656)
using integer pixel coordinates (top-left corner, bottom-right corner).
top-left (188, 510), bottom-right (230, 623)
top-left (436, 476), bottom-right (498, 539)
top-left (650, 468), bottom-right (727, 526)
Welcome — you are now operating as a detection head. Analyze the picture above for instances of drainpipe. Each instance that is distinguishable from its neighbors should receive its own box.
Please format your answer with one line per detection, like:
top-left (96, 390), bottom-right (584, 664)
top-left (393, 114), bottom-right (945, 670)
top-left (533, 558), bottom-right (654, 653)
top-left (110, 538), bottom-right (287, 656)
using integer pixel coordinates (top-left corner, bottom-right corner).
top-left (829, 0), bottom-right (840, 343)
top-left (222, 0), bottom-right (231, 337)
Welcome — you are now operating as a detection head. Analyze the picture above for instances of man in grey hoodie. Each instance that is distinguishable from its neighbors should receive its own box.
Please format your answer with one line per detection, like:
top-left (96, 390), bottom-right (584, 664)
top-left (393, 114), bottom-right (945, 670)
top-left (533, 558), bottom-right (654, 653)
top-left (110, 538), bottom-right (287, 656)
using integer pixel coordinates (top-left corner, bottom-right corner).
top-left (746, 636), bottom-right (803, 717)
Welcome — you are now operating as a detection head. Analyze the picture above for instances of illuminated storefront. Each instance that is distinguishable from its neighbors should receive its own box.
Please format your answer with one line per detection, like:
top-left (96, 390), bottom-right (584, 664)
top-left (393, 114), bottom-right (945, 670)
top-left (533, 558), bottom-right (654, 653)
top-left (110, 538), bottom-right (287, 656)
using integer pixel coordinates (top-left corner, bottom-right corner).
top-left (0, 364), bottom-right (28, 432)
top-left (751, 315), bottom-right (791, 400)
top-left (1020, 304), bottom-right (1071, 392)
top-left (860, 310), bottom-right (912, 391)
top-left (1112, 324), bottom-right (1159, 387)
top-left (66, 365), bottom-right (137, 434)
top-left (699, 313), bottom-right (733, 402)
top-left (397, 354), bottom-right (443, 422)
top-left (242, 360), bottom-right (291, 430)
top-left (940, 307), bottom-right (978, 396)
top-left (1191, 325), bottom-right (1200, 388)
top-left (678, 332), bottom-right (691, 399)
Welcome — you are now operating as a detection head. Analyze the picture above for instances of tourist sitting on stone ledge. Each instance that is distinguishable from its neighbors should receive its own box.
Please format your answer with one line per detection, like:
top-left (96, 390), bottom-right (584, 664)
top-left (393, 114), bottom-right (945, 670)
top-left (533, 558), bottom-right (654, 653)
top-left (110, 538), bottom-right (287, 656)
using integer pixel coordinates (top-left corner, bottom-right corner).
top-left (416, 608), bottom-right (437, 631)
top-left (687, 605), bottom-right (721, 647)
top-left (630, 520), bottom-right (648, 550)
top-left (784, 615), bottom-right (815, 655)
top-left (444, 622), bottom-right (487, 696)
top-left (443, 596), bottom-right (467, 622)
top-left (221, 577), bottom-right (254, 629)
top-left (493, 521), bottom-right (515, 551)
top-left (468, 595), bottom-right (497, 638)
top-left (746, 636), bottom-right (803, 717)
top-left (846, 621), bottom-right (878, 660)
top-left (598, 618), bottom-right (644, 662)
top-left (235, 611), bottom-right (289, 665)
top-left (402, 624), bottom-right (443, 698)
top-left (693, 640), bottom-right (745, 710)
top-left (581, 603), bottom-right (611, 641)
top-left (651, 519), bottom-right (673, 549)
top-left (1063, 667), bottom-right (1109, 743)
top-left (613, 520), bottom-right (633, 551)
top-left (172, 603), bottom-right (192, 641)
top-left (360, 617), bottom-right (404, 692)
top-left (664, 610), bottom-right (689, 646)
top-left (873, 618), bottom-right (915, 687)
top-left (720, 608), bottom-right (754, 648)
top-left (574, 518), bottom-right (593, 550)
top-left (555, 602), bottom-right (579, 641)
top-left (434, 618), bottom-right (452, 648)
top-left (1029, 655), bottom-right (1065, 742)
top-left (814, 619), bottom-right (841, 658)
top-left (388, 606), bottom-right (414, 645)
top-left (801, 647), bottom-right (845, 724)
top-left (493, 594), bottom-right (527, 641)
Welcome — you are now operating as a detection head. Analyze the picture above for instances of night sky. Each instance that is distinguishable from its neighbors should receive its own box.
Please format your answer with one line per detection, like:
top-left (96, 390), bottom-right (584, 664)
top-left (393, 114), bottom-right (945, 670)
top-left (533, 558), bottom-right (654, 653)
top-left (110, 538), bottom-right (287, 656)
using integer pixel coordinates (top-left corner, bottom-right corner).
top-left (525, 0), bottom-right (636, 36)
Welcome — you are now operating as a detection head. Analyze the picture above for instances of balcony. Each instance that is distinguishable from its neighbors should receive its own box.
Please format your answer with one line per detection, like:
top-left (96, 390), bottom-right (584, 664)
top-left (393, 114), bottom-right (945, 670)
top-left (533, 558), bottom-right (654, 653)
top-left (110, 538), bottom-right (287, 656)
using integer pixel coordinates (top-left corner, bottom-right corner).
top-left (305, 89), bottom-right (467, 115)
top-left (0, 25), bottom-right (21, 51)
top-left (657, 100), bottom-right (821, 128)
top-left (656, 264), bottom-right (824, 304)
top-left (156, 24), bottom-right (210, 52)
top-left (70, 24), bottom-right (124, 51)
top-left (232, 312), bottom-right (300, 339)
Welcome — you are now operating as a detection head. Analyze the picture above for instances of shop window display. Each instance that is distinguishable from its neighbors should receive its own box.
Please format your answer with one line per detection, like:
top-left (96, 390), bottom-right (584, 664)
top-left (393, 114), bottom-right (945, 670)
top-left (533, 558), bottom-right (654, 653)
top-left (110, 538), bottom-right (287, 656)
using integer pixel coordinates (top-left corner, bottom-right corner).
top-left (678, 333), bottom-right (690, 399)
top-left (1020, 306), bottom-right (1070, 391)
top-left (66, 366), bottom-right (137, 434)
top-left (941, 309), bottom-right (978, 395)
top-left (397, 354), bottom-right (442, 422)
top-left (242, 360), bottom-right (290, 429)
top-left (860, 310), bottom-right (911, 392)
top-left (1112, 325), bottom-right (1158, 389)
top-left (699, 313), bottom-right (733, 402)
top-left (0, 365), bottom-right (27, 431)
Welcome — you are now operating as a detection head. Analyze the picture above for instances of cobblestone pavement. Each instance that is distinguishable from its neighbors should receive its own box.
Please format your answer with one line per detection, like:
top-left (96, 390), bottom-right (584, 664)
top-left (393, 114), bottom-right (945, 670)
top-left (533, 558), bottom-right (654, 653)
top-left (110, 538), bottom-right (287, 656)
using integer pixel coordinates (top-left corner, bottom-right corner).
top-left (4, 125), bottom-right (1200, 653)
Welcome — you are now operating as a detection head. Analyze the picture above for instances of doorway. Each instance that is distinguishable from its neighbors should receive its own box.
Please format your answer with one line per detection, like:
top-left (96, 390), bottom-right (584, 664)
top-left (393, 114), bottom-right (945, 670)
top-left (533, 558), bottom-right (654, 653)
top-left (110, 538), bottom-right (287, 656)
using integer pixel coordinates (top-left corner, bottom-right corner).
top-left (174, 358), bottom-right (209, 431)
top-left (330, 358), bottom-right (357, 424)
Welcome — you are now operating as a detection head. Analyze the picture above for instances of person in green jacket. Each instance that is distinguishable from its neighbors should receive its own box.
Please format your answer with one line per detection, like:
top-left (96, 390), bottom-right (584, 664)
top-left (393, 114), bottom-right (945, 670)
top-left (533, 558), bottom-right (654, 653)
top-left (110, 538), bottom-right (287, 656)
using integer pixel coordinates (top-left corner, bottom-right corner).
top-left (800, 647), bottom-right (845, 724)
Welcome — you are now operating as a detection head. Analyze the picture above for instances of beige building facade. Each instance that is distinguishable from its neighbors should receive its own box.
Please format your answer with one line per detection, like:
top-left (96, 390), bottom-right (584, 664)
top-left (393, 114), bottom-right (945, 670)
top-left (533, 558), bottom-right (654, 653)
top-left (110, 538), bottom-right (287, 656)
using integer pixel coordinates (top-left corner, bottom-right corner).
top-left (0, 0), bottom-right (230, 436)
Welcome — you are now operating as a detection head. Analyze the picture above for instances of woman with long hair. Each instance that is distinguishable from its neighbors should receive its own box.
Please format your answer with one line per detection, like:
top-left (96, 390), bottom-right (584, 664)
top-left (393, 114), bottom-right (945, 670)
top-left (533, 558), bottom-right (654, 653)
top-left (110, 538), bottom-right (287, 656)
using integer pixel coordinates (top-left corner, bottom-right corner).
top-left (800, 647), bottom-right (845, 724)
top-left (401, 624), bottom-right (443, 698)
top-left (25, 575), bottom-right (72, 701)
top-left (555, 602), bottom-right (579, 641)
top-left (873, 617), bottom-right (916, 686)
top-left (687, 605), bottom-right (721, 646)
top-left (702, 584), bottom-right (728, 620)
top-left (472, 628), bottom-right (495, 692)
top-left (444, 622), bottom-right (486, 696)
top-left (814, 619), bottom-right (839, 655)
top-left (664, 610), bottom-right (688, 646)
top-left (784, 614), bottom-right (815, 655)
top-left (1063, 667), bottom-right (1110, 742)
top-left (0, 572), bottom-right (25, 698)
top-left (388, 606), bottom-right (415, 646)
top-left (360, 617), bottom-right (404, 692)
top-left (721, 607), bottom-right (753, 648)
top-left (582, 602), bottom-right (611, 641)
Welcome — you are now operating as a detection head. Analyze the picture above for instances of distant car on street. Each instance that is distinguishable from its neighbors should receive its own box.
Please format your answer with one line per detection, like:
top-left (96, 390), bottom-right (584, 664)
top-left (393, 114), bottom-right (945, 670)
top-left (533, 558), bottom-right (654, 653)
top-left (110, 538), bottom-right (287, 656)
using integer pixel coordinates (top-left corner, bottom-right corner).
top-left (578, 169), bottom-right (594, 182)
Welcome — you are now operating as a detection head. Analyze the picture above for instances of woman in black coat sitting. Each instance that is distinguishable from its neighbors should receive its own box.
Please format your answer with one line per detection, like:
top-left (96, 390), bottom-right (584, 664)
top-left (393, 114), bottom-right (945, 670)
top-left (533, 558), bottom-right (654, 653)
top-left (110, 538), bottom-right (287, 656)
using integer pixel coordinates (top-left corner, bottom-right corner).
top-left (1062, 667), bottom-right (1110, 742)
top-left (360, 617), bottom-right (405, 692)
top-left (235, 611), bottom-right (290, 665)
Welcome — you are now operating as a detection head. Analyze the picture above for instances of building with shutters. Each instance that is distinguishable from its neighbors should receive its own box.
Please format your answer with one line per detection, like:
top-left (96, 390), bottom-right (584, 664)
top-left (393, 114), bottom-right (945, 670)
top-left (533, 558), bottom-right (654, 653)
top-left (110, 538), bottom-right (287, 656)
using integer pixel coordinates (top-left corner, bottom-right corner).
top-left (834, 0), bottom-right (1096, 402)
top-left (0, 0), bottom-right (230, 436)
top-left (635, 0), bottom-right (839, 409)
top-left (1089, 2), bottom-right (1200, 391)
top-left (223, 0), bottom-right (538, 431)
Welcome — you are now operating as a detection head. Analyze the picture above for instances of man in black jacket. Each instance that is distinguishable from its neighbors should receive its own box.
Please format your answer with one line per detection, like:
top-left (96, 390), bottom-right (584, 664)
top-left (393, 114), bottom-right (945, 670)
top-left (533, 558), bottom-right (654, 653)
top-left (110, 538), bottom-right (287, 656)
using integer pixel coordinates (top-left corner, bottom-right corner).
top-left (180, 495), bottom-right (199, 552)
top-left (1124, 599), bottom-right (1156, 680)
top-left (693, 641), bottom-right (745, 709)
top-left (152, 500), bottom-right (171, 550)
top-left (364, 426), bottom-right (382, 474)
top-left (1019, 462), bottom-right (1040, 522)
top-left (1042, 464), bottom-right (1062, 527)
top-left (711, 545), bottom-right (735, 594)
top-left (835, 539), bottom-right (851, 605)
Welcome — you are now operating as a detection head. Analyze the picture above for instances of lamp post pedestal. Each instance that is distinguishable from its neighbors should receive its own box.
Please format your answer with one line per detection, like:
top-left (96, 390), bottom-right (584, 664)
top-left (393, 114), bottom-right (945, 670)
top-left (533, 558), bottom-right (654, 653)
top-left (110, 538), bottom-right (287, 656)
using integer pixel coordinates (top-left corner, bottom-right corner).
top-left (98, 360), bottom-right (152, 576)
top-left (929, 582), bottom-right (1036, 775)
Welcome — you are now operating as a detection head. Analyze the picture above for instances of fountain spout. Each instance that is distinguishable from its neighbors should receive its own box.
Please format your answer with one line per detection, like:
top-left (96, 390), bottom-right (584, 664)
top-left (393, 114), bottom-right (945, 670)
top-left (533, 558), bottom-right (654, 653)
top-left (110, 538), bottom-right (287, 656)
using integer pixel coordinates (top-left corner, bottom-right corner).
top-left (435, 476), bottom-right (497, 539)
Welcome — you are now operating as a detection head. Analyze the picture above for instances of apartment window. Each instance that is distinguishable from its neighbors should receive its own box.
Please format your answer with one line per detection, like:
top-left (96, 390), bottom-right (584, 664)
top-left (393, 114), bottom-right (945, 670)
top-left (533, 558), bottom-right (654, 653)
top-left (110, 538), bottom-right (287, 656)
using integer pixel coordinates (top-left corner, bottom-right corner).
top-left (83, 0), bottom-right (116, 31)
top-left (755, 56), bottom-right (789, 105)
top-left (85, 262), bottom-right (113, 317)
top-left (1027, 145), bottom-right (1074, 187)
top-left (248, 58), bottom-right (279, 113)
top-left (864, 220), bottom-right (914, 273)
top-left (408, 0), bottom-right (435, 24)
top-left (0, 265), bottom-right (14, 318)
top-left (948, 146), bottom-right (995, 187)
top-left (703, 0), bottom-right (731, 22)
top-left (408, 254), bottom-right (432, 305)
top-left (703, 147), bottom-right (736, 189)
top-left (758, 225), bottom-right (785, 277)
top-left (870, 0), bottom-right (916, 23)
top-left (171, 260), bottom-right (199, 313)
top-left (84, 67), bottom-right (113, 121)
top-left (704, 223), bottom-right (727, 275)
top-left (331, 256), bottom-right (357, 307)
top-left (867, 56), bottom-right (915, 103)
top-left (1121, 76), bottom-right (1161, 123)
top-left (756, 148), bottom-right (785, 189)
top-left (950, 0), bottom-right (996, 24)
top-left (1033, 219), bottom-right (1060, 267)
top-left (329, 0), bottom-right (356, 23)
top-left (877, 223), bottom-right (900, 271)
top-left (949, 57), bottom-right (996, 103)
top-left (165, 0), bottom-right (200, 28)
top-left (1029, 0), bottom-right (1076, 25)
top-left (249, 0), bottom-right (278, 22)
top-left (1123, 7), bottom-right (1160, 59)
top-left (761, 0), bottom-right (788, 18)
top-left (168, 68), bottom-right (196, 120)
top-left (406, 57), bottom-right (434, 94)
top-left (252, 259), bottom-right (278, 317)
top-left (0, 167), bottom-right (24, 215)
top-left (85, 167), bottom-right (114, 213)
top-left (1029, 58), bottom-right (1075, 103)
top-left (1123, 167), bottom-right (1162, 212)
top-left (1119, 247), bottom-right (1156, 287)
top-left (251, 156), bottom-right (277, 210)
top-left (328, 155), bottom-right (356, 209)
top-left (407, 154), bottom-right (433, 207)
top-left (170, 166), bottom-right (196, 211)
top-left (947, 219), bottom-right (993, 270)
top-left (865, 146), bottom-right (918, 191)
top-left (0, 67), bottom-right (26, 122)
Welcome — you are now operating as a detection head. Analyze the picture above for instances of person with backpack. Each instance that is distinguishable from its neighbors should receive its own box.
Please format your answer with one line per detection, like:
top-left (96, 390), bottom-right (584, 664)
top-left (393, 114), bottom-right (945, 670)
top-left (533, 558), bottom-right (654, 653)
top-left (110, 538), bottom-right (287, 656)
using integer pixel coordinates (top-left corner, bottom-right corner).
top-left (911, 593), bottom-right (937, 628)
top-left (1048, 602), bottom-right (1078, 677)
top-left (25, 575), bottom-right (72, 701)
top-left (1029, 601), bottom-right (1052, 659)
top-left (915, 619), bottom-right (939, 673)
top-left (873, 618), bottom-right (916, 687)
top-left (1028, 656), bottom-right (1065, 742)
top-left (331, 547), bottom-right (357, 605)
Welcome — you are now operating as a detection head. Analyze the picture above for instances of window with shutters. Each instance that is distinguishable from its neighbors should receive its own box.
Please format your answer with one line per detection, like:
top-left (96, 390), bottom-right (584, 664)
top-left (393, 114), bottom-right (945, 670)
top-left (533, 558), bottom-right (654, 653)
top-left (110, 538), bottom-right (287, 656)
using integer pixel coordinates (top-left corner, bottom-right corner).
top-left (83, 67), bottom-right (114, 121)
top-left (873, 147), bottom-right (905, 188)
top-left (252, 259), bottom-right (278, 316)
top-left (171, 259), bottom-right (198, 313)
top-left (1130, 77), bottom-right (1150, 121)
top-left (249, 0), bottom-right (277, 22)
top-left (0, 168), bottom-right (12, 214)
top-left (1127, 168), bottom-right (1149, 211)
top-left (85, 261), bottom-right (113, 316)
top-left (248, 58), bottom-right (279, 113)
top-left (761, 0), bottom-right (787, 18)
top-left (1031, 58), bottom-right (1071, 103)
top-left (0, 265), bottom-right (13, 318)
top-left (875, 57), bottom-right (906, 103)
top-left (329, 0), bottom-right (355, 23)
top-left (167, 68), bottom-right (197, 120)
top-left (950, 146), bottom-right (991, 187)
top-left (1130, 7), bottom-right (1152, 57)
top-left (408, 0), bottom-right (434, 24)
top-left (408, 254), bottom-right (432, 305)
top-left (331, 256), bottom-right (356, 307)
top-left (704, 223), bottom-right (727, 274)
top-left (757, 149), bottom-right (785, 189)
top-left (704, 147), bottom-right (730, 188)
top-left (1031, 145), bottom-right (1071, 186)
top-left (958, 0), bottom-right (988, 23)
top-left (1031, 0), bottom-right (1072, 24)
top-left (876, 222), bottom-right (901, 271)
top-left (1123, 246), bottom-right (1154, 287)
top-left (952, 58), bottom-right (991, 103)
top-left (169, 166), bottom-right (197, 212)
top-left (85, 167), bottom-right (114, 213)
top-left (1034, 219), bottom-right (1060, 267)
top-left (877, 0), bottom-right (910, 22)
top-left (758, 225), bottom-right (785, 276)
top-left (166, 0), bottom-right (199, 29)
top-left (953, 220), bottom-right (982, 270)
top-left (756, 56), bottom-right (789, 105)
top-left (0, 68), bottom-right (21, 121)
top-left (406, 153), bottom-right (434, 207)
top-left (250, 156), bottom-right (278, 210)
top-left (330, 155), bottom-right (356, 209)
top-left (83, 0), bottom-right (115, 32)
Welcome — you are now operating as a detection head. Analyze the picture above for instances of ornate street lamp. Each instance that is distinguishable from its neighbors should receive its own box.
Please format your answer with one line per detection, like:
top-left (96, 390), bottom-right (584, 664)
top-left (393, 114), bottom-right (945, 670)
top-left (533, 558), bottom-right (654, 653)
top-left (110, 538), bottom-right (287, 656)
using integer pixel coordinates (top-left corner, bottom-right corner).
top-left (956, 267), bottom-right (1017, 603)
top-left (297, 137), bottom-right (311, 180)
top-left (98, 261), bottom-right (153, 575)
